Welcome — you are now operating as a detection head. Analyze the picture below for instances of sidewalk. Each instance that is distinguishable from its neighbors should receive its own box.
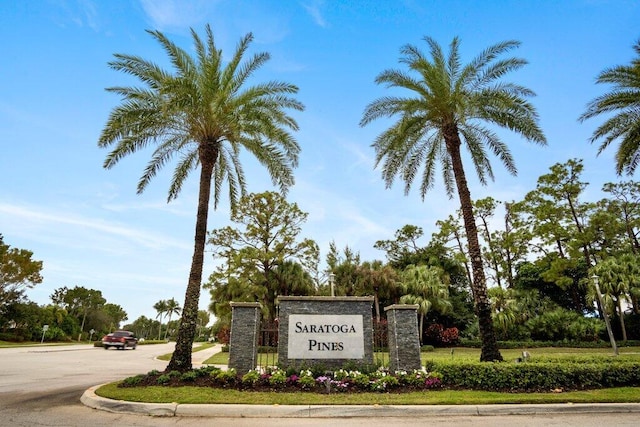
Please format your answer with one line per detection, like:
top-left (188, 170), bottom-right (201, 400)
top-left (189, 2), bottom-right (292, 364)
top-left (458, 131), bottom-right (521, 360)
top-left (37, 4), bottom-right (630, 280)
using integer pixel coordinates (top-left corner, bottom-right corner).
top-left (191, 343), bottom-right (224, 366)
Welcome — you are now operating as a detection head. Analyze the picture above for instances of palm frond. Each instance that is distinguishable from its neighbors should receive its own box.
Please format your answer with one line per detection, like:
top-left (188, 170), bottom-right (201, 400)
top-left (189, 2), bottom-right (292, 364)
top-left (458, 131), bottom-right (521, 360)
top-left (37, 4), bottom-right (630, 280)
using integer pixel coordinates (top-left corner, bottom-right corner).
top-left (580, 40), bottom-right (640, 174)
top-left (100, 26), bottom-right (303, 203)
top-left (363, 36), bottom-right (543, 202)
top-left (168, 150), bottom-right (199, 201)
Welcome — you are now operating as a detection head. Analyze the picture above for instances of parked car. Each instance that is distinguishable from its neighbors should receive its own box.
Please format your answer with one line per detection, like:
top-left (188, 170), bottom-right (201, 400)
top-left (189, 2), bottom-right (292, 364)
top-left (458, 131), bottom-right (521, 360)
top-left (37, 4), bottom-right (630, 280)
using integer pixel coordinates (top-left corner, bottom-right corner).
top-left (102, 330), bottom-right (138, 350)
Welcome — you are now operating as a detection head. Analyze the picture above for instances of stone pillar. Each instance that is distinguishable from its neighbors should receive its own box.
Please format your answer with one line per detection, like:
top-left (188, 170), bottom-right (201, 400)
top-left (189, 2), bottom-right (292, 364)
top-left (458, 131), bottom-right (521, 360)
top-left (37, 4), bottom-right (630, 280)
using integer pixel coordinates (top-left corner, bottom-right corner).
top-left (228, 302), bottom-right (261, 374)
top-left (385, 304), bottom-right (421, 372)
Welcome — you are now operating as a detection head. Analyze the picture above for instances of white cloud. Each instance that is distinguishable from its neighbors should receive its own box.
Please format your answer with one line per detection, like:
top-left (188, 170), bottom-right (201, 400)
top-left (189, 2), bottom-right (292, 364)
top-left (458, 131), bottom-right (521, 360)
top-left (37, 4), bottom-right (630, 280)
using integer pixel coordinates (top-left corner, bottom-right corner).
top-left (301, 0), bottom-right (327, 28)
top-left (139, 0), bottom-right (220, 31)
top-left (0, 202), bottom-right (189, 252)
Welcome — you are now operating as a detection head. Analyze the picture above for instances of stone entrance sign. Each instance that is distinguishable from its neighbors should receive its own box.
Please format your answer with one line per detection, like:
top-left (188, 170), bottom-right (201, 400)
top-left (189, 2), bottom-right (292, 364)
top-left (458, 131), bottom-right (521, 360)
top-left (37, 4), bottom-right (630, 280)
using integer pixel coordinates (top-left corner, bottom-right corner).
top-left (288, 314), bottom-right (365, 359)
top-left (277, 296), bottom-right (374, 369)
top-left (227, 297), bottom-right (421, 374)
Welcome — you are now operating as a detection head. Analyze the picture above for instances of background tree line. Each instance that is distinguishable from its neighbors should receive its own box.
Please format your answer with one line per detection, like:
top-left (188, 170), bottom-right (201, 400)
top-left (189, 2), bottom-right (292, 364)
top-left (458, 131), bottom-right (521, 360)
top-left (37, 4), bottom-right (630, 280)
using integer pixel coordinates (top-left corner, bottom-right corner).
top-left (206, 167), bottom-right (640, 348)
top-left (3, 162), bottom-right (640, 347)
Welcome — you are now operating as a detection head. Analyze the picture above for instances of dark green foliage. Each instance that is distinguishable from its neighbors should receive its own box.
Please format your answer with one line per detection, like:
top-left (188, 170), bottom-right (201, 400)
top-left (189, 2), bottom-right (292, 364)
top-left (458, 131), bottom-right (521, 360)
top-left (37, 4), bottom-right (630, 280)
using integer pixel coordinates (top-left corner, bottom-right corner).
top-left (156, 374), bottom-right (171, 385)
top-left (458, 339), bottom-right (640, 348)
top-left (194, 366), bottom-right (219, 377)
top-left (122, 375), bottom-right (145, 386)
top-left (180, 371), bottom-right (198, 382)
top-left (525, 309), bottom-right (604, 342)
top-left (579, 40), bottom-right (640, 175)
top-left (423, 360), bottom-right (640, 391)
top-left (624, 314), bottom-right (640, 340)
top-left (213, 368), bottom-right (238, 385)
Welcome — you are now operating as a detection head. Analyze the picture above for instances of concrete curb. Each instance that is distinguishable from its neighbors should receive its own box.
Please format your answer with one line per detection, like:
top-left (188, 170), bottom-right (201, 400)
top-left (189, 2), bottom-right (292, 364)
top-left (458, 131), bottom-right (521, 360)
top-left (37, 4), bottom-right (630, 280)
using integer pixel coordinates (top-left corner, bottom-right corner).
top-left (82, 385), bottom-right (640, 418)
top-left (81, 385), bottom-right (177, 416)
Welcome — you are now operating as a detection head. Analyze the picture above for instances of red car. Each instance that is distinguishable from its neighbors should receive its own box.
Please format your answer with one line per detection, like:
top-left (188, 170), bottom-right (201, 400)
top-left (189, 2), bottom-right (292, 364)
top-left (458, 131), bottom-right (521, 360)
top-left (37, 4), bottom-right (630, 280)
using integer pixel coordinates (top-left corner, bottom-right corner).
top-left (102, 330), bottom-right (138, 350)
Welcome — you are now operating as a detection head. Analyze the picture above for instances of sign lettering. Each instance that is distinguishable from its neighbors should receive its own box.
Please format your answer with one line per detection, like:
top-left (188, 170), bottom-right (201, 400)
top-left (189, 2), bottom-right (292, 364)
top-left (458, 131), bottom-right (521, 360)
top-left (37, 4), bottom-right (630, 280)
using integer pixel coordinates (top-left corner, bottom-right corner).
top-left (288, 314), bottom-right (364, 359)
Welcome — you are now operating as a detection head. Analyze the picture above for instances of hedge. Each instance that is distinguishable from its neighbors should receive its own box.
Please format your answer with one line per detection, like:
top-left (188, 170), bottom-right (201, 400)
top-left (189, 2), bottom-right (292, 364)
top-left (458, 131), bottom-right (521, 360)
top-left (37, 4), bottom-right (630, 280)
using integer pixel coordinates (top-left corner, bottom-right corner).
top-left (458, 339), bottom-right (640, 349)
top-left (423, 359), bottom-right (640, 392)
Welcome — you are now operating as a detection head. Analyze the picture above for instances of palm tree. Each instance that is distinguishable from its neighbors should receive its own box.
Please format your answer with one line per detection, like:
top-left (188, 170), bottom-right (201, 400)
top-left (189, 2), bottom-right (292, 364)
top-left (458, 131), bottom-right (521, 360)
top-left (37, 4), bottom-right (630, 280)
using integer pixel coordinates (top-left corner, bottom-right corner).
top-left (98, 25), bottom-right (303, 371)
top-left (163, 298), bottom-right (182, 340)
top-left (579, 40), bottom-right (640, 175)
top-left (361, 37), bottom-right (546, 361)
top-left (487, 287), bottom-right (517, 339)
top-left (153, 299), bottom-right (168, 340)
top-left (399, 264), bottom-right (451, 343)
top-left (591, 254), bottom-right (640, 343)
top-left (358, 260), bottom-right (400, 323)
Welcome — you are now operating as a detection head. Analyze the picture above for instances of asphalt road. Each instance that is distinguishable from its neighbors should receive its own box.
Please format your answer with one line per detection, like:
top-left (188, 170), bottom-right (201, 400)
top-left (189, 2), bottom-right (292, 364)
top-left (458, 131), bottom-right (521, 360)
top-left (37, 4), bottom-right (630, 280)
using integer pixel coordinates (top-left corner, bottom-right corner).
top-left (1, 343), bottom-right (639, 426)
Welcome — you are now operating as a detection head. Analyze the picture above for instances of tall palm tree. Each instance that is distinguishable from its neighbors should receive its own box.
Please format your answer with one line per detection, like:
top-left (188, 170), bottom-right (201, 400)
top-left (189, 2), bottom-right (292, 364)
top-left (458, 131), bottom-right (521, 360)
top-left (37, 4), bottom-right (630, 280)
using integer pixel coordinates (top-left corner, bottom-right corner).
top-left (361, 37), bottom-right (546, 361)
top-left (163, 298), bottom-right (182, 340)
top-left (579, 40), bottom-right (640, 175)
top-left (98, 25), bottom-right (303, 371)
top-left (153, 299), bottom-right (168, 340)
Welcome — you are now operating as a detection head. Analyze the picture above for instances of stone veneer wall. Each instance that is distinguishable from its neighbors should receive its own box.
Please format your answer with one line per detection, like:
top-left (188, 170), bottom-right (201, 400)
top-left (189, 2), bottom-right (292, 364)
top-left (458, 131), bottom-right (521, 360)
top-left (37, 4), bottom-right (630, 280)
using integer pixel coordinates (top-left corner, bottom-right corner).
top-left (228, 302), bottom-right (261, 374)
top-left (277, 296), bottom-right (374, 369)
top-left (385, 304), bottom-right (421, 372)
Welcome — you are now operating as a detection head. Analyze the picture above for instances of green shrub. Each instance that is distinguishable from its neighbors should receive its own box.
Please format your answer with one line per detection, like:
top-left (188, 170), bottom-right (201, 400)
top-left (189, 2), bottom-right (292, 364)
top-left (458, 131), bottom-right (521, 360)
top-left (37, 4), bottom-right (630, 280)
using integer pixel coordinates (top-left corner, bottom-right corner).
top-left (194, 366), bottom-right (219, 377)
top-left (458, 339), bottom-right (626, 349)
top-left (369, 371), bottom-right (399, 391)
top-left (297, 370), bottom-right (317, 389)
top-left (156, 374), bottom-right (171, 385)
top-left (241, 370), bottom-right (261, 385)
top-left (213, 368), bottom-right (237, 385)
top-left (526, 309), bottom-right (604, 342)
top-left (422, 360), bottom-right (640, 391)
top-left (180, 371), bottom-right (197, 382)
top-left (268, 369), bottom-right (287, 386)
top-left (122, 375), bottom-right (145, 386)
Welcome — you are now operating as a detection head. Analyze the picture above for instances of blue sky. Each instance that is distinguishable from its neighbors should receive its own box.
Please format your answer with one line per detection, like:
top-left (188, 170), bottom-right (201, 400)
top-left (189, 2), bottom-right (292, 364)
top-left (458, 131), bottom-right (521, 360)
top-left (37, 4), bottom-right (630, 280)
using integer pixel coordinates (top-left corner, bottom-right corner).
top-left (1, 0), bottom-right (638, 325)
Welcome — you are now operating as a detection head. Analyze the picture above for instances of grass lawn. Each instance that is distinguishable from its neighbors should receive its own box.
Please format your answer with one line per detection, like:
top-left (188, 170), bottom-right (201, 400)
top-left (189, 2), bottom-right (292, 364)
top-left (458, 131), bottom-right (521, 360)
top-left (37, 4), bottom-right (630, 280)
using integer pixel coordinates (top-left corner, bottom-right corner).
top-left (95, 383), bottom-right (640, 405)
top-left (0, 341), bottom-right (91, 348)
top-left (202, 346), bottom-right (640, 366)
top-left (95, 346), bottom-right (640, 405)
top-left (156, 342), bottom-right (216, 361)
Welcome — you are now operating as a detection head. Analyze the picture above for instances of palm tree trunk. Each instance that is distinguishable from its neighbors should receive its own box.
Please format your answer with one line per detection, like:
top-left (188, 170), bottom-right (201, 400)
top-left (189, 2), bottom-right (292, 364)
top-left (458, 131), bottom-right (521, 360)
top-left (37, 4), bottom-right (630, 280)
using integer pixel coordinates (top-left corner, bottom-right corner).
top-left (167, 144), bottom-right (217, 372)
top-left (445, 129), bottom-right (503, 362)
top-left (618, 297), bottom-right (627, 343)
top-left (453, 227), bottom-right (473, 287)
top-left (79, 310), bottom-right (87, 342)
top-left (164, 313), bottom-right (172, 340)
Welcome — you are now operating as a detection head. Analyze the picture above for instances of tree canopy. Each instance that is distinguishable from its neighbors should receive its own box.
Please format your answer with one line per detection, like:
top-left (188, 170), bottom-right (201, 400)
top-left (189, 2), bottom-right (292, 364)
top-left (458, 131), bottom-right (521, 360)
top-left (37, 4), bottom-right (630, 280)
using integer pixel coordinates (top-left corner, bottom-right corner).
top-left (0, 235), bottom-right (43, 315)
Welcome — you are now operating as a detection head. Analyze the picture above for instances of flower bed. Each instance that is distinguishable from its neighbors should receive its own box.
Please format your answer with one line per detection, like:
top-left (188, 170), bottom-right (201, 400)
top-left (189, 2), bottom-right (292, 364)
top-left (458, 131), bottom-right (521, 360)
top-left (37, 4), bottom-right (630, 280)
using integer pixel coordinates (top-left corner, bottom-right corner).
top-left (119, 366), bottom-right (443, 393)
